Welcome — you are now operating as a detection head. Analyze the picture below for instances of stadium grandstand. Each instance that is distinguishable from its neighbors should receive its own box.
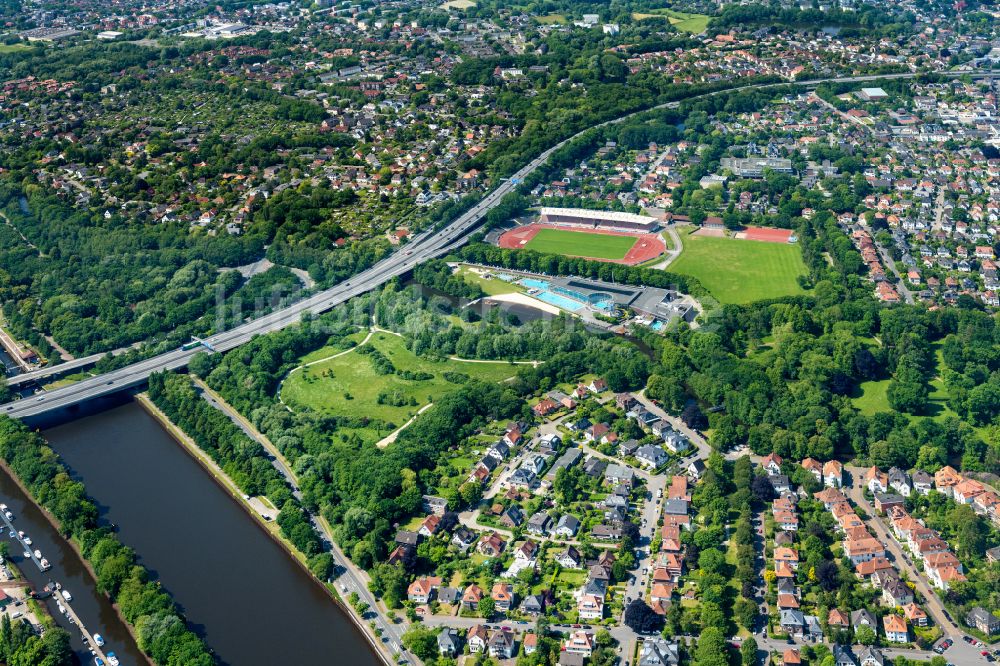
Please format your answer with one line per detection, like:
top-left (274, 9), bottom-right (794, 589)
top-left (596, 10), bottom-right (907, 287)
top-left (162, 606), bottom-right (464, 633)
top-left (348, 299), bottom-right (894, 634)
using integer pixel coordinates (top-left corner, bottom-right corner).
top-left (538, 207), bottom-right (660, 233)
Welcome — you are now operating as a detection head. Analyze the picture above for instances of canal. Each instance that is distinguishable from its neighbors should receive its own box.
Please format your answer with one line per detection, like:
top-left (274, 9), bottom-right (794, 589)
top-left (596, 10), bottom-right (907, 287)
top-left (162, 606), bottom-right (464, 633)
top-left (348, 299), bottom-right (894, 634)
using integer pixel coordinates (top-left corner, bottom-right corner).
top-left (44, 402), bottom-right (381, 666)
top-left (0, 463), bottom-right (146, 665)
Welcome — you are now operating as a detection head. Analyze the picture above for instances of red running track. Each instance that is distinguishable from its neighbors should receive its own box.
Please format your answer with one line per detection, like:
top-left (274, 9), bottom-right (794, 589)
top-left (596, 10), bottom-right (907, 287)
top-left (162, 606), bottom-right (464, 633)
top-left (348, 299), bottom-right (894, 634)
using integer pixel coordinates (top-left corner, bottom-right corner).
top-left (497, 223), bottom-right (666, 265)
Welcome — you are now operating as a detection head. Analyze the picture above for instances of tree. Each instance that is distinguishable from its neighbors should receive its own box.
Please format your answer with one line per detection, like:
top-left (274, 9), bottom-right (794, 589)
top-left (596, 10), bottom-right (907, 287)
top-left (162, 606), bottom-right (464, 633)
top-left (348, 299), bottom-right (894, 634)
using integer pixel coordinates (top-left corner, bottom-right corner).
top-left (735, 597), bottom-right (758, 631)
top-left (682, 403), bottom-right (709, 430)
top-left (694, 627), bottom-right (730, 666)
top-left (750, 475), bottom-right (774, 502)
top-left (401, 626), bottom-right (438, 661)
top-left (624, 599), bottom-right (664, 634)
top-left (741, 638), bottom-right (759, 666)
top-left (478, 596), bottom-right (496, 619)
top-left (816, 560), bottom-right (840, 591)
top-left (855, 625), bottom-right (877, 645)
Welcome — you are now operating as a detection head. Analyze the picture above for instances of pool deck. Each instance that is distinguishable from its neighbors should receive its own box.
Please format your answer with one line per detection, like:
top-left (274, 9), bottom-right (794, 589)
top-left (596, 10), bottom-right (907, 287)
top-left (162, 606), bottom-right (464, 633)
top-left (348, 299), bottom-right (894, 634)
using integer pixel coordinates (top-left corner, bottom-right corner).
top-left (484, 292), bottom-right (563, 315)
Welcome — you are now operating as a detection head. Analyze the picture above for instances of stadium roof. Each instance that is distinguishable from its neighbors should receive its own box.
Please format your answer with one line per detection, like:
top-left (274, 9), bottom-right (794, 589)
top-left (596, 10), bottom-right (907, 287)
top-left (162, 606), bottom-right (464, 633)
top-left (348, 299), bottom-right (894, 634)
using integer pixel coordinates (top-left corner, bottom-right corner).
top-left (539, 207), bottom-right (657, 225)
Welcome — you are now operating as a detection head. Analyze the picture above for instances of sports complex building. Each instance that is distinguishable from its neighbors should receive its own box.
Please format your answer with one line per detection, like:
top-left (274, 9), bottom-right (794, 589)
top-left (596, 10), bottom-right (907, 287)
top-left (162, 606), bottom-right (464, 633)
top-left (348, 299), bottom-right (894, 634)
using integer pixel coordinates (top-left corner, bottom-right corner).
top-left (537, 207), bottom-right (660, 233)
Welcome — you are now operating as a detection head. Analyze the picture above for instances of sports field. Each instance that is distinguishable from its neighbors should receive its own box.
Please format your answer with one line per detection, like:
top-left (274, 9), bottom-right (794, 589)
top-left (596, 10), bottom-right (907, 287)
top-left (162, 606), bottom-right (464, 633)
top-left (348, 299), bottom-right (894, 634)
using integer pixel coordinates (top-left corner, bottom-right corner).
top-left (669, 230), bottom-right (807, 304)
top-left (523, 228), bottom-right (637, 260)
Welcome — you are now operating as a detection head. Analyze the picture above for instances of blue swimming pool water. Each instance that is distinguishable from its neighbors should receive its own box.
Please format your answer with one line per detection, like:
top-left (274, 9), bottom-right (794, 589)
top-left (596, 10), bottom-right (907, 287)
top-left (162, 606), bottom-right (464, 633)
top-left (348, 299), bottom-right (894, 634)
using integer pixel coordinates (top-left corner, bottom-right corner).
top-left (534, 290), bottom-right (584, 311)
top-left (520, 278), bottom-right (550, 290)
top-left (650, 320), bottom-right (665, 331)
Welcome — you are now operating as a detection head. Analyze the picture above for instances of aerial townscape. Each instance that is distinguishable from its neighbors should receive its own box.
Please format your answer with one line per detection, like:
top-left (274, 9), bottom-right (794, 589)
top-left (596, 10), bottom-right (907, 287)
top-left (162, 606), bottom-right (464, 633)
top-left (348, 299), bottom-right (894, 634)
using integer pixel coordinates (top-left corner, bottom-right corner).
top-left (0, 0), bottom-right (998, 664)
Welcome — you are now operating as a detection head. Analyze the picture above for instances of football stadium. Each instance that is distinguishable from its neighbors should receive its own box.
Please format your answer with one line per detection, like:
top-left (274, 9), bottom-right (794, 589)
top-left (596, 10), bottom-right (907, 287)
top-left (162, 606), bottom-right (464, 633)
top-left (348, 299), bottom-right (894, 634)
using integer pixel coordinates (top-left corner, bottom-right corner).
top-left (497, 207), bottom-right (666, 265)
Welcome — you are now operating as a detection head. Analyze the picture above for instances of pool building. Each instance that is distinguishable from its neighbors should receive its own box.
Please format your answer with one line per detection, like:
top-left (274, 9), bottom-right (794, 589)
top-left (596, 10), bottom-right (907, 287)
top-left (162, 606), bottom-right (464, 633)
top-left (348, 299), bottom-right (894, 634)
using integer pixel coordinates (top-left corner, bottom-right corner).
top-left (517, 275), bottom-right (695, 325)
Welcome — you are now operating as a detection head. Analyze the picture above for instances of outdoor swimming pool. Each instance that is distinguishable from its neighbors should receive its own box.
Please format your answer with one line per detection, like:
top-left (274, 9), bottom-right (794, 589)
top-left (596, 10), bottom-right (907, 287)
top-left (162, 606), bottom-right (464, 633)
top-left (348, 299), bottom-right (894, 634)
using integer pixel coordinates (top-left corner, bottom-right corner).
top-left (519, 278), bottom-right (584, 311)
top-left (534, 290), bottom-right (584, 311)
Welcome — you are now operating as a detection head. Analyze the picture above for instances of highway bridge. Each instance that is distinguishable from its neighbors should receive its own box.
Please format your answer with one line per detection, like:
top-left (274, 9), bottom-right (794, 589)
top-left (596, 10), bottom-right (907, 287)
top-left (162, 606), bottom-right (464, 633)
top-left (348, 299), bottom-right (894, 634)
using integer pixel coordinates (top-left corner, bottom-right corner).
top-left (2, 69), bottom-right (990, 425)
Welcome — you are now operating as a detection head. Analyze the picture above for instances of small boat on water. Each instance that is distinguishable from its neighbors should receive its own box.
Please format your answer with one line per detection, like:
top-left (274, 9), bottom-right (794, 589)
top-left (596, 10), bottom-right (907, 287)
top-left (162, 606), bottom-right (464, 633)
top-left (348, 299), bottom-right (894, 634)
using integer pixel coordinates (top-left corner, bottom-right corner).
top-left (93, 633), bottom-right (105, 647)
top-left (33, 549), bottom-right (41, 559)
top-left (39, 558), bottom-right (50, 570)
top-left (60, 589), bottom-right (72, 602)
top-left (1, 503), bottom-right (8, 510)
top-left (7, 530), bottom-right (14, 539)
top-left (17, 531), bottom-right (24, 539)
top-left (57, 602), bottom-right (65, 615)
top-left (95, 658), bottom-right (105, 666)
top-left (23, 536), bottom-right (31, 546)
top-left (22, 551), bottom-right (30, 559)
top-left (4, 512), bottom-right (12, 520)
top-left (107, 652), bottom-right (119, 666)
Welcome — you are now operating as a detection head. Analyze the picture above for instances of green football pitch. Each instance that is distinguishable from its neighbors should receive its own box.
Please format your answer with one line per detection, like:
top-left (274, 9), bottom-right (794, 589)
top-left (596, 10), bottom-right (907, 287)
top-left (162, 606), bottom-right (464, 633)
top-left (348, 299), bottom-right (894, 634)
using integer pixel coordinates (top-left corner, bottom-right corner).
top-left (669, 230), bottom-right (808, 304)
top-left (524, 228), bottom-right (637, 260)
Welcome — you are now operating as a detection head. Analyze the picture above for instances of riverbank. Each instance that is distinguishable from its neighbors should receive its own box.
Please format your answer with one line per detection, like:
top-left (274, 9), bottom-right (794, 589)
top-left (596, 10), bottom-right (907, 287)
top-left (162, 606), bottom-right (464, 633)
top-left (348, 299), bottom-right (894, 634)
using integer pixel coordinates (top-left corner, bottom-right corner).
top-left (0, 456), bottom-right (153, 666)
top-left (136, 394), bottom-right (394, 666)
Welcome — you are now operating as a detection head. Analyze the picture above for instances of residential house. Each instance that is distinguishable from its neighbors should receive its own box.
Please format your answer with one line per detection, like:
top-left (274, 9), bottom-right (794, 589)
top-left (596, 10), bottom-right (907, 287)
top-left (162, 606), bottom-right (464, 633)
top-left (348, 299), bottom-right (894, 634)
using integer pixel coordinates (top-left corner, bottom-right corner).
top-left (883, 615), bottom-right (908, 643)
top-left (407, 576), bottom-right (440, 604)
top-left (488, 630), bottom-right (516, 659)
top-left (802, 458), bottom-right (823, 481)
top-left (851, 609), bottom-right (877, 633)
top-left (781, 609), bottom-right (806, 636)
top-left (521, 594), bottom-right (546, 615)
top-left (555, 514), bottom-right (580, 538)
top-left (491, 583), bottom-right (515, 612)
top-left (500, 505), bottom-right (525, 529)
top-left (557, 546), bottom-right (583, 569)
top-left (639, 639), bottom-right (679, 666)
top-left (563, 631), bottom-right (595, 657)
top-left (833, 644), bottom-right (857, 666)
top-left (437, 628), bottom-right (461, 657)
top-left (452, 527), bottom-right (477, 551)
top-left (881, 577), bottom-right (913, 607)
top-left (966, 607), bottom-right (1000, 635)
top-left (903, 603), bottom-right (927, 627)
top-left (467, 625), bottom-right (489, 653)
top-left (828, 609), bottom-right (850, 629)
top-left (478, 532), bottom-right (507, 557)
top-left (636, 445), bottom-right (669, 469)
top-left (824, 460), bottom-right (844, 487)
top-left (418, 514), bottom-right (441, 538)
top-left (462, 584), bottom-right (484, 611)
top-left (763, 452), bottom-right (784, 476)
top-left (527, 512), bottom-right (552, 536)
top-left (688, 459), bottom-right (706, 480)
top-left (858, 646), bottom-right (884, 666)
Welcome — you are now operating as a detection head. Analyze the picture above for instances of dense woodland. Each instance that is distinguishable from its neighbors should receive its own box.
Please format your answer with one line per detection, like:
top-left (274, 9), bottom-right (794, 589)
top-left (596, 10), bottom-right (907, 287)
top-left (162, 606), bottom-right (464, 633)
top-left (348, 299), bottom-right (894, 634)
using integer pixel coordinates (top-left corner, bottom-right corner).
top-left (0, 613), bottom-right (72, 666)
top-left (0, 417), bottom-right (214, 666)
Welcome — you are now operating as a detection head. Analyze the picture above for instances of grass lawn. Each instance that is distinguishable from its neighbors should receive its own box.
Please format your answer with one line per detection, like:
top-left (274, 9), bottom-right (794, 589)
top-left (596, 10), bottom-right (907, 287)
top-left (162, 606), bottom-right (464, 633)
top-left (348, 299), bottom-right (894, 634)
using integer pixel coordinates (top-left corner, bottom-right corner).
top-left (42, 372), bottom-right (93, 390)
top-left (850, 344), bottom-right (987, 438)
top-left (280, 332), bottom-right (522, 442)
top-left (852, 379), bottom-right (891, 415)
top-left (669, 229), bottom-right (808, 304)
top-left (0, 44), bottom-right (31, 53)
top-left (631, 8), bottom-right (710, 32)
top-left (455, 265), bottom-right (522, 296)
top-left (535, 13), bottom-right (567, 23)
top-left (524, 228), bottom-right (637, 261)
top-left (440, 0), bottom-right (476, 8)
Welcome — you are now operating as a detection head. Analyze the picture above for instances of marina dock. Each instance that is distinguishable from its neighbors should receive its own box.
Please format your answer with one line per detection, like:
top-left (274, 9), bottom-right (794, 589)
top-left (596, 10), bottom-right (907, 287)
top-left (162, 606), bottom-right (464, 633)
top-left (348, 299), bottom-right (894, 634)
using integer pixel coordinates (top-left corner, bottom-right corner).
top-left (56, 584), bottom-right (111, 665)
top-left (0, 506), bottom-right (49, 572)
top-left (0, 503), bottom-right (115, 664)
